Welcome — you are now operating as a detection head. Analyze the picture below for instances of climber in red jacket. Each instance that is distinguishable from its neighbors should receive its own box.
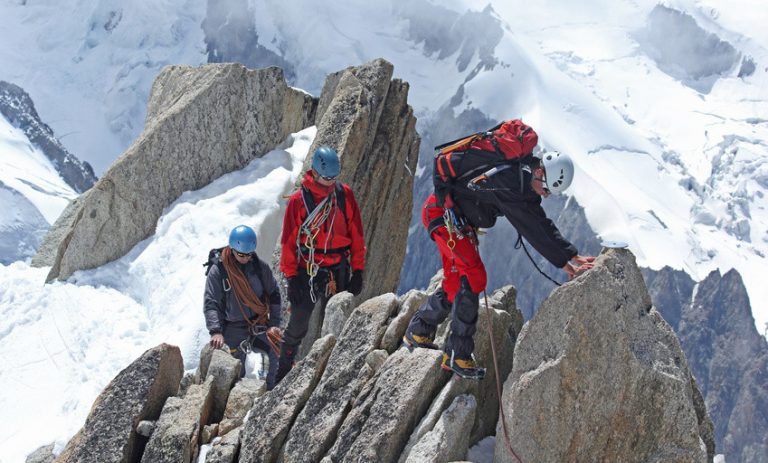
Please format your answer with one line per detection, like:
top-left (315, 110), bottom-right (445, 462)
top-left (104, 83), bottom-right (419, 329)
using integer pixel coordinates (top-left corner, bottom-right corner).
top-left (276, 146), bottom-right (366, 385)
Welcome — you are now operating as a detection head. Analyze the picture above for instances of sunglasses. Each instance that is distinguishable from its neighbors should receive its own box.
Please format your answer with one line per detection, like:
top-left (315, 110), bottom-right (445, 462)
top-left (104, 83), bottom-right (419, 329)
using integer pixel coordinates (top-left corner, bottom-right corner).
top-left (233, 250), bottom-right (252, 258)
top-left (320, 174), bottom-right (338, 181)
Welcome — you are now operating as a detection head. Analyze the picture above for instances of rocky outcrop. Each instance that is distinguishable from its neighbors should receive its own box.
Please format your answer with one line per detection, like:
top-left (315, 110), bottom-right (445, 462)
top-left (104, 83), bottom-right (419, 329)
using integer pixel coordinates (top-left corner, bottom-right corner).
top-left (382, 290), bottom-right (429, 353)
top-left (404, 394), bottom-right (477, 463)
top-left (678, 270), bottom-right (767, 462)
top-left (325, 348), bottom-right (448, 462)
top-left (54, 344), bottom-right (183, 463)
top-left (205, 348), bottom-right (242, 423)
top-left (25, 444), bottom-right (55, 463)
top-left (218, 378), bottom-right (265, 436)
top-left (35, 63), bottom-right (316, 280)
top-left (304, 58), bottom-right (420, 302)
top-left (644, 266), bottom-right (768, 463)
top-left (320, 291), bottom-right (355, 339)
top-left (204, 427), bottom-right (241, 463)
top-left (239, 335), bottom-right (336, 463)
top-left (497, 248), bottom-right (712, 462)
top-left (0, 80), bottom-right (96, 193)
top-left (141, 377), bottom-right (214, 463)
top-left (281, 294), bottom-right (399, 462)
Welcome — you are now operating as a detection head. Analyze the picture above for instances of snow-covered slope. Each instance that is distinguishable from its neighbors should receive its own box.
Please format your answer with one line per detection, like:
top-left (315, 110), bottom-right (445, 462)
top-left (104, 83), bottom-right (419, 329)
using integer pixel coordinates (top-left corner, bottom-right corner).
top-left (0, 115), bottom-right (76, 263)
top-left (0, 0), bottom-right (208, 174)
top-left (0, 127), bottom-right (315, 463)
top-left (243, 0), bottom-right (768, 330)
top-left (5, 0), bottom-right (763, 330)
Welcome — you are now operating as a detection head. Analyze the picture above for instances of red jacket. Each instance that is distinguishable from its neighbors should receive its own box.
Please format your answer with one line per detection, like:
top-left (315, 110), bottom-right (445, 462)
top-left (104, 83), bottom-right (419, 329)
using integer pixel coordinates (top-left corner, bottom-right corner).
top-left (280, 171), bottom-right (366, 277)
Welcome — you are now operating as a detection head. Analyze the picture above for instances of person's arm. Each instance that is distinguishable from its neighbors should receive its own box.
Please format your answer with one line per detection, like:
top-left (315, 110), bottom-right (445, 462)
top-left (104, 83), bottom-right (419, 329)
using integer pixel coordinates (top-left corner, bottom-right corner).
top-left (204, 265), bottom-right (226, 347)
top-left (501, 198), bottom-right (578, 269)
top-left (280, 194), bottom-right (302, 277)
top-left (263, 262), bottom-right (282, 327)
top-left (344, 186), bottom-right (367, 272)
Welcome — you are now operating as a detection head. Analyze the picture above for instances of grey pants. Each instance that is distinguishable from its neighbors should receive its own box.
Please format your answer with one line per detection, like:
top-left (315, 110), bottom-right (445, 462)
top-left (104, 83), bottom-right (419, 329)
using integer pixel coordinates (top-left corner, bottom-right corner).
top-left (407, 277), bottom-right (479, 359)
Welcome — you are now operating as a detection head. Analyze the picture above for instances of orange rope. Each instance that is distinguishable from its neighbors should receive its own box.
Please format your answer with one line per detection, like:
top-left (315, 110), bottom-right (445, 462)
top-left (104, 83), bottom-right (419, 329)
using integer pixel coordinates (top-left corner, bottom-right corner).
top-left (221, 247), bottom-right (269, 326)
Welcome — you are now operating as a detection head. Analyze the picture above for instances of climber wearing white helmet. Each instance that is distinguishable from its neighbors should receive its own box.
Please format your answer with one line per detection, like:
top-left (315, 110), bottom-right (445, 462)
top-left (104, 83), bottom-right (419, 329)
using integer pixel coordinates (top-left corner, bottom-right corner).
top-left (404, 125), bottom-right (594, 380)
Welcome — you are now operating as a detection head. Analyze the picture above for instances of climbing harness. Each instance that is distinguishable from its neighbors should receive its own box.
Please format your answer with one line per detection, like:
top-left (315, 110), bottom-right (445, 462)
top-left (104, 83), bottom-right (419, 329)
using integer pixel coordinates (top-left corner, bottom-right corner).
top-left (298, 191), bottom-right (337, 302)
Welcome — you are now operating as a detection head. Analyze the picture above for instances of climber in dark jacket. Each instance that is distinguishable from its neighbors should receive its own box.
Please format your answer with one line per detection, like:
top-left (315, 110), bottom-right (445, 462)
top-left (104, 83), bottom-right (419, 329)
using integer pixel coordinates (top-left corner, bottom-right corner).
top-left (404, 150), bottom-right (594, 379)
top-left (204, 225), bottom-right (283, 390)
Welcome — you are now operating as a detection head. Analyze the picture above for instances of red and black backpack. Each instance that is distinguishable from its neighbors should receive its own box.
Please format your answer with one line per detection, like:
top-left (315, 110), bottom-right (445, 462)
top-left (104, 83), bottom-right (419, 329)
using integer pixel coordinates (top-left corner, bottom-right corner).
top-left (433, 119), bottom-right (538, 208)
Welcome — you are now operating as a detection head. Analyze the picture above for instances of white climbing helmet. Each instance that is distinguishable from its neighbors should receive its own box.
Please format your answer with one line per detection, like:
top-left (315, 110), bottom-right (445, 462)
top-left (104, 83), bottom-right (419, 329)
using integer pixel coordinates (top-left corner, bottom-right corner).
top-left (540, 151), bottom-right (574, 194)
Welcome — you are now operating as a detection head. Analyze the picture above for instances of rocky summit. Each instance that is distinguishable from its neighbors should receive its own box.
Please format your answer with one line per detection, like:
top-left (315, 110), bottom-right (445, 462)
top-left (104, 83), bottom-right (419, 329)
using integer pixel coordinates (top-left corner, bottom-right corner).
top-left (497, 248), bottom-right (713, 463)
top-left (42, 248), bottom-right (716, 463)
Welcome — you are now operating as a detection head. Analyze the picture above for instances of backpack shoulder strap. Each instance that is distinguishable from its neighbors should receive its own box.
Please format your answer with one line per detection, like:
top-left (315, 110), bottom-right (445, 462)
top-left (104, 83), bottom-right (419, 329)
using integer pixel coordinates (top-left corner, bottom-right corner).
top-left (204, 248), bottom-right (230, 307)
top-left (335, 183), bottom-right (347, 222)
top-left (300, 185), bottom-right (316, 215)
top-left (301, 183), bottom-right (347, 222)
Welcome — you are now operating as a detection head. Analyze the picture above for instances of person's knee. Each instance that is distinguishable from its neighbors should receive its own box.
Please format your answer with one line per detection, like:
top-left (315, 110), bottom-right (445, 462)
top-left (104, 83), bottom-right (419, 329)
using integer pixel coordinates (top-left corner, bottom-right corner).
top-left (465, 268), bottom-right (486, 294)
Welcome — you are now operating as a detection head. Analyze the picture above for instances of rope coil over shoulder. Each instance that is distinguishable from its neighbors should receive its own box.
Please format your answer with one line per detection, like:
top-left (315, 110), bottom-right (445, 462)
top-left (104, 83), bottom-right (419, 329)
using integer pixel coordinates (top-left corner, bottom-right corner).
top-left (221, 247), bottom-right (270, 325)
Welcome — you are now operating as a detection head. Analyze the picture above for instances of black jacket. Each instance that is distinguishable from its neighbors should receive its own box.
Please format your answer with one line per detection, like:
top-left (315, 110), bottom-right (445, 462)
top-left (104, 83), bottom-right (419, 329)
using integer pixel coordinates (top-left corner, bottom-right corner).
top-left (451, 162), bottom-right (578, 269)
top-left (203, 257), bottom-right (282, 335)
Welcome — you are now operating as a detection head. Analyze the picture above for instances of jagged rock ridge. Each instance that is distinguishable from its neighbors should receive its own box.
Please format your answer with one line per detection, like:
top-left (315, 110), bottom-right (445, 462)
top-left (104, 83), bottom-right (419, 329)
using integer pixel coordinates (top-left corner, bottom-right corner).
top-left (46, 248), bottom-right (713, 463)
top-left (0, 80), bottom-right (96, 193)
top-left (33, 63), bottom-right (316, 280)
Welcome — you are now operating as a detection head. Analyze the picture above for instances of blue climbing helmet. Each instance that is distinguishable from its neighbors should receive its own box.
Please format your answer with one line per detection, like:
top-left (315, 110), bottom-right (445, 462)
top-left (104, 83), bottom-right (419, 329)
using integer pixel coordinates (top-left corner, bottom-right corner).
top-left (228, 225), bottom-right (257, 254)
top-left (311, 146), bottom-right (340, 179)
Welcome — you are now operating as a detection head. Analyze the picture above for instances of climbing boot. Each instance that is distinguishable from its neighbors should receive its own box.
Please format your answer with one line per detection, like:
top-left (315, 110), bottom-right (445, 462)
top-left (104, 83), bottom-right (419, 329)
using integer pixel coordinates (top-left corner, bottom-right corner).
top-left (403, 331), bottom-right (438, 351)
top-left (441, 352), bottom-right (486, 380)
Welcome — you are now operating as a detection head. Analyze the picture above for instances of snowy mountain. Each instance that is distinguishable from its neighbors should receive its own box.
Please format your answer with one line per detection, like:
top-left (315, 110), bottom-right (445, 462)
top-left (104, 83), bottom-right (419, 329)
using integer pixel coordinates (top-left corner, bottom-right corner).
top-left (1, 0), bottom-right (765, 332)
top-left (0, 113), bottom-right (77, 264)
top-left (0, 81), bottom-right (96, 193)
top-left (1, 0), bottom-right (767, 461)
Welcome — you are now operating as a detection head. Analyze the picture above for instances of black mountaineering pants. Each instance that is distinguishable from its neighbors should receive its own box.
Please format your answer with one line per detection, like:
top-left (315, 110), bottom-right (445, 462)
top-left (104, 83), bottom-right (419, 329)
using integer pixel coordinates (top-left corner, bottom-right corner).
top-left (408, 277), bottom-right (480, 360)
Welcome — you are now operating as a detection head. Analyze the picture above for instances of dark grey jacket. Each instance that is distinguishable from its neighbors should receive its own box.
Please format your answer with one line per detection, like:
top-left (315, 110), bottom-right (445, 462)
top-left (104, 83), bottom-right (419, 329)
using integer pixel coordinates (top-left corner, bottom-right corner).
top-left (203, 257), bottom-right (282, 335)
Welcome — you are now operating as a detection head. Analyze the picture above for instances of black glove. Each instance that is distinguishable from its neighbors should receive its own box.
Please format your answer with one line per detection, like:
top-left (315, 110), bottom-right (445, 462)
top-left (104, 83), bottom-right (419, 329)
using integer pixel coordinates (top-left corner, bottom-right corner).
top-left (287, 275), bottom-right (309, 306)
top-left (347, 270), bottom-right (364, 296)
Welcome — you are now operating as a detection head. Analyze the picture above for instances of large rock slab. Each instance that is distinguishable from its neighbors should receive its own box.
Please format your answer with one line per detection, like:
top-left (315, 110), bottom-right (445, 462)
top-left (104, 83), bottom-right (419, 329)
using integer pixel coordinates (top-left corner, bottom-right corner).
top-left (55, 344), bottom-right (183, 463)
top-left (320, 291), bottom-right (355, 339)
top-left (306, 58), bottom-right (420, 301)
top-left (37, 63), bottom-right (316, 280)
top-left (218, 378), bottom-right (265, 436)
top-left (404, 394), bottom-right (477, 463)
top-left (400, 376), bottom-right (473, 463)
top-left (238, 335), bottom-right (336, 463)
top-left (205, 348), bottom-right (241, 423)
top-left (141, 377), bottom-right (214, 463)
top-left (204, 427), bottom-right (240, 463)
top-left (381, 289), bottom-right (428, 353)
top-left (281, 294), bottom-right (399, 462)
top-left (326, 348), bottom-right (449, 463)
top-left (496, 249), bottom-right (711, 463)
